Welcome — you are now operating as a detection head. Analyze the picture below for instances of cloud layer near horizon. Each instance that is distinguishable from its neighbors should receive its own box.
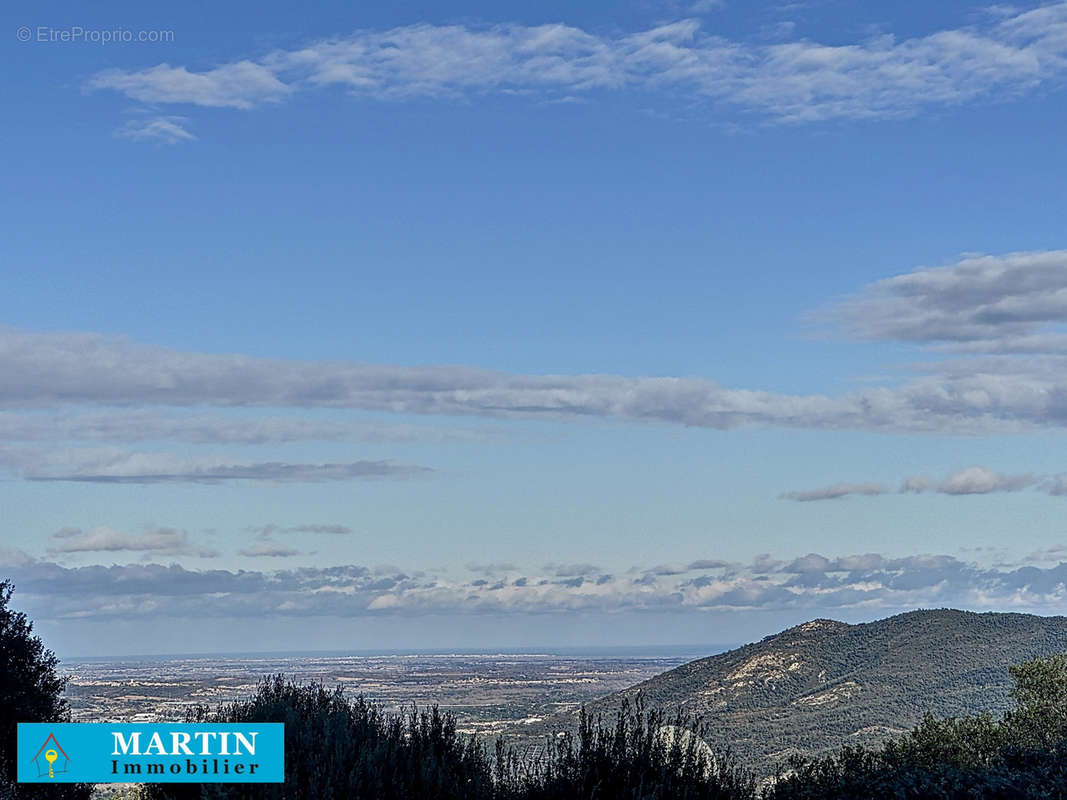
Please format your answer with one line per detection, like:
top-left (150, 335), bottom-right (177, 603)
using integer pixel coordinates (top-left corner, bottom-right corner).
top-left (6, 549), bottom-right (1067, 622)
top-left (87, 4), bottom-right (1067, 124)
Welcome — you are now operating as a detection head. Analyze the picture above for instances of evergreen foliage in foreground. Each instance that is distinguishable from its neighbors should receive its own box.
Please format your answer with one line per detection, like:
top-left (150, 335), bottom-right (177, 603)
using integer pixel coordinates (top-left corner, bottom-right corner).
top-left (496, 699), bottom-right (755, 800)
top-left (141, 678), bottom-right (755, 800)
top-left (0, 581), bottom-right (93, 800)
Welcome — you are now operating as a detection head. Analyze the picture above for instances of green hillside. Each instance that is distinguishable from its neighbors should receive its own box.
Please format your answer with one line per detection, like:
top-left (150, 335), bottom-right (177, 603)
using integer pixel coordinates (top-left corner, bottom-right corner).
top-left (528, 610), bottom-right (1067, 775)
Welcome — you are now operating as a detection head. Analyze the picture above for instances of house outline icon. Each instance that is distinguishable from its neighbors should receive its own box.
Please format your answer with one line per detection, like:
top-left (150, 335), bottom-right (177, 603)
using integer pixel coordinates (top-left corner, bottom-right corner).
top-left (30, 732), bottom-right (70, 778)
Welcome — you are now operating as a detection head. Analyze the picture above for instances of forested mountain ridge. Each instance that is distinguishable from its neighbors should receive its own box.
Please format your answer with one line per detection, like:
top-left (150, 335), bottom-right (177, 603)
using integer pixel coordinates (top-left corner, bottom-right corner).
top-left (531, 610), bottom-right (1067, 775)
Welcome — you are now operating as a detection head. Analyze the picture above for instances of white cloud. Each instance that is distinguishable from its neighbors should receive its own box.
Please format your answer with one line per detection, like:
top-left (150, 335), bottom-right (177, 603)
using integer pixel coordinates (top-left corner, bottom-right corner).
top-left (900, 467), bottom-right (1038, 495)
top-left (0, 445), bottom-right (429, 484)
top-left (48, 526), bottom-right (218, 558)
top-left (934, 466), bottom-right (1038, 495)
top-left (89, 61), bottom-right (291, 109)
top-left (900, 475), bottom-right (933, 494)
top-left (115, 116), bottom-right (196, 145)
top-left (780, 482), bottom-right (889, 502)
top-left (87, 4), bottom-right (1067, 123)
top-left (275, 524), bottom-right (352, 535)
top-left (689, 0), bottom-right (725, 12)
top-left (1043, 474), bottom-right (1067, 495)
top-left (785, 467), bottom-right (1040, 501)
top-left (545, 562), bottom-right (602, 577)
top-left (828, 250), bottom-right (1067, 353)
top-left (246, 524), bottom-right (353, 548)
top-left (238, 542), bottom-right (302, 557)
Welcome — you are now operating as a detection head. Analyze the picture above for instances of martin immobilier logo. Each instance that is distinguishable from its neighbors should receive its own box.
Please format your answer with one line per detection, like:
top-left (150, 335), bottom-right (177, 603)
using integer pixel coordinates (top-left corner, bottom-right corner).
top-left (17, 723), bottom-right (285, 784)
top-left (29, 732), bottom-right (70, 779)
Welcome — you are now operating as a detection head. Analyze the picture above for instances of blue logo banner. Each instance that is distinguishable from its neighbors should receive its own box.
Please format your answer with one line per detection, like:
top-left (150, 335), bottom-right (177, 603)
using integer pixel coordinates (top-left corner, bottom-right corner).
top-left (18, 723), bottom-right (284, 783)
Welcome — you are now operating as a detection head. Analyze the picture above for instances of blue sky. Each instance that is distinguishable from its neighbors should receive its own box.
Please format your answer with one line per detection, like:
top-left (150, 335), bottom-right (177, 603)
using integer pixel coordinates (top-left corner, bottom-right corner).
top-left (5, 0), bottom-right (1067, 655)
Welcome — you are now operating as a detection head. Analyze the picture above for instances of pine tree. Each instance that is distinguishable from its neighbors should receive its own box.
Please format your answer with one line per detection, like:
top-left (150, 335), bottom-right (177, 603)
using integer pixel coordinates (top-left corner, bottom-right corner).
top-left (0, 580), bottom-right (92, 799)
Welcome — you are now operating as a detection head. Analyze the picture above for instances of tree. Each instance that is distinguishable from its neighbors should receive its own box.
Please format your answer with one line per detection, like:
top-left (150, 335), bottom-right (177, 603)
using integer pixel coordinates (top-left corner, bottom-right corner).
top-left (1005, 652), bottom-right (1067, 747)
top-left (0, 580), bottom-right (92, 799)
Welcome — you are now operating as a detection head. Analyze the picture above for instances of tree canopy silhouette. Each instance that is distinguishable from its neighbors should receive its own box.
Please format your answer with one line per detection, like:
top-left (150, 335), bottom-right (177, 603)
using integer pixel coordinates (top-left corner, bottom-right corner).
top-left (0, 579), bottom-right (92, 800)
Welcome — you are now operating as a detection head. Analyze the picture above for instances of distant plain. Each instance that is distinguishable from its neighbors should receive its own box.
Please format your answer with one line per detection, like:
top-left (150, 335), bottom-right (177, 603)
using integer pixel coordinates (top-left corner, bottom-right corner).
top-left (61, 646), bottom-right (729, 735)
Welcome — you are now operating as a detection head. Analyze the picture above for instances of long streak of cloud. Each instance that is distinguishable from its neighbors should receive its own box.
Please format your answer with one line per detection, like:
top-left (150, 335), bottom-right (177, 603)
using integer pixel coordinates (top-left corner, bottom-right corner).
top-left (0, 445), bottom-right (429, 484)
top-left (6, 251), bottom-right (1067, 441)
top-left (783, 467), bottom-right (1042, 501)
top-left (5, 323), bottom-right (1067, 436)
top-left (48, 527), bottom-right (218, 558)
top-left (87, 4), bottom-right (1067, 123)
top-left (780, 483), bottom-right (889, 502)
